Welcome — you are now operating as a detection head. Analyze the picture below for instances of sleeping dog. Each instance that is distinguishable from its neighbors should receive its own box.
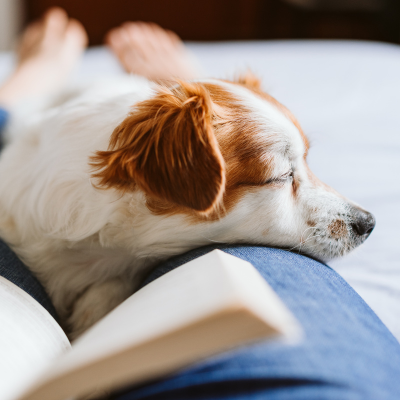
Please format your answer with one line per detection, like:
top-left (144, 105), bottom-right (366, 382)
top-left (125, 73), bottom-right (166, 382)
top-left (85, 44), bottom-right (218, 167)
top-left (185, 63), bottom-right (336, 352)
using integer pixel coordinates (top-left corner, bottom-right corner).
top-left (0, 74), bottom-right (375, 338)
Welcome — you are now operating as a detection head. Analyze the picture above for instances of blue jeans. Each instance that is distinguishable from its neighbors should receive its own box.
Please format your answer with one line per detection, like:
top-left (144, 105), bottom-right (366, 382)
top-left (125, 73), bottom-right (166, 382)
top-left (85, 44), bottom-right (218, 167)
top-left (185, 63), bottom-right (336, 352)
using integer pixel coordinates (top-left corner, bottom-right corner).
top-left (0, 107), bottom-right (7, 149)
top-left (0, 239), bottom-right (57, 319)
top-left (0, 107), bottom-right (7, 129)
top-left (111, 245), bottom-right (400, 400)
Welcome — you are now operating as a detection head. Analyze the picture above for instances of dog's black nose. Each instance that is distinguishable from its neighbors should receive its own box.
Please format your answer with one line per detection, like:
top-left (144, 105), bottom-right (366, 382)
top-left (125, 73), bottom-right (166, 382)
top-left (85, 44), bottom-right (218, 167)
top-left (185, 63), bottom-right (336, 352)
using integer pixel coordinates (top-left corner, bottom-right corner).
top-left (350, 207), bottom-right (376, 236)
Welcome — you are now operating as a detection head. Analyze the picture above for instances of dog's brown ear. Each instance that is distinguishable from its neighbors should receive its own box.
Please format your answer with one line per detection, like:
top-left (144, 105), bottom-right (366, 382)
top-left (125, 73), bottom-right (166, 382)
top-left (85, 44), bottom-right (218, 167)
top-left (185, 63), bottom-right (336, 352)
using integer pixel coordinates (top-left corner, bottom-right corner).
top-left (91, 82), bottom-right (225, 214)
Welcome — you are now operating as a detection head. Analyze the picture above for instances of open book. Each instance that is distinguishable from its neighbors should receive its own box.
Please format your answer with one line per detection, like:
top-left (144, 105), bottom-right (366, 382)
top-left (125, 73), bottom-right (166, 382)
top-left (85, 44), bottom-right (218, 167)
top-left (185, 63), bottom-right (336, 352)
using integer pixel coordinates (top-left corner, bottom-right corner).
top-left (1, 250), bottom-right (302, 400)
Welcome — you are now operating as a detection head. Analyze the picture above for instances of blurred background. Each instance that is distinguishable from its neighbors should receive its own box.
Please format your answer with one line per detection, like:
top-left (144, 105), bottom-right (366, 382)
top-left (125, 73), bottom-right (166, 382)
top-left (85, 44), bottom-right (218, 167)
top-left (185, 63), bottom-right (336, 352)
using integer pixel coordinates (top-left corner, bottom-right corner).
top-left (0, 0), bottom-right (399, 50)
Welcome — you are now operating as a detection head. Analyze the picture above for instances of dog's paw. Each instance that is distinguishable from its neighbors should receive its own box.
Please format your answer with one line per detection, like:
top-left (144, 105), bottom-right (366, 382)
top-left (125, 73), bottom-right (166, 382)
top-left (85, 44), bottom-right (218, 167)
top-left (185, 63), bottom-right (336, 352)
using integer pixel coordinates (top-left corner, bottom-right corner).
top-left (67, 278), bottom-right (133, 340)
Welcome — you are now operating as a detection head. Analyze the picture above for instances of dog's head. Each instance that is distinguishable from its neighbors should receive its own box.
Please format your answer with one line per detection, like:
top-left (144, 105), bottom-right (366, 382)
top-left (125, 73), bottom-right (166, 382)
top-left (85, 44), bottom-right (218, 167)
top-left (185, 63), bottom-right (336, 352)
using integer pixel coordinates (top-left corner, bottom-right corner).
top-left (91, 74), bottom-right (375, 261)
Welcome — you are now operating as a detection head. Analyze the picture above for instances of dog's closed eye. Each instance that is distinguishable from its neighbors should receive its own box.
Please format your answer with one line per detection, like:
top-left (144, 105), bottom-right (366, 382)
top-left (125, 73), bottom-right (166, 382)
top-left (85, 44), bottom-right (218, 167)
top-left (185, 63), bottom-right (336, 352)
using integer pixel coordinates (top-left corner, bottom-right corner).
top-left (263, 169), bottom-right (293, 185)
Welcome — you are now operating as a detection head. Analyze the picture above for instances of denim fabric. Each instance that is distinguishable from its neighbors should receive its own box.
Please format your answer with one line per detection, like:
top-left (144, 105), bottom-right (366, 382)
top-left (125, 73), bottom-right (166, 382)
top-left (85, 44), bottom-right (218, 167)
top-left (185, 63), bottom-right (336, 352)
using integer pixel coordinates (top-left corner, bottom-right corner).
top-left (0, 107), bottom-right (8, 130)
top-left (113, 245), bottom-right (400, 400)
top-left (0, 239), bottom-right (57, 319)
top-left (0, 107), bottom-right (8, 149)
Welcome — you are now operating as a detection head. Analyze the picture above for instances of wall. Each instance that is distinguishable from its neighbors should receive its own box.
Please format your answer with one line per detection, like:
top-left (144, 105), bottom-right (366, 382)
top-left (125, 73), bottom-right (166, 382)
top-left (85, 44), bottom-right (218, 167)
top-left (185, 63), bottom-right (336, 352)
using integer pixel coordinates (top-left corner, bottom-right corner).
top-left (25, 0), bottom-right (399, 44)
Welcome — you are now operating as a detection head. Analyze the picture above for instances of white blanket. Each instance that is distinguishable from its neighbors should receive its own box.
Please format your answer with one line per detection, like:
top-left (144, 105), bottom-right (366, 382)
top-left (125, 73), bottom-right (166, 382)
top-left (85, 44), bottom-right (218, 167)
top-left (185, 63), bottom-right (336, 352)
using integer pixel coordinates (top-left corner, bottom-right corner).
top-left (1, 40), bottom-right (399, 340)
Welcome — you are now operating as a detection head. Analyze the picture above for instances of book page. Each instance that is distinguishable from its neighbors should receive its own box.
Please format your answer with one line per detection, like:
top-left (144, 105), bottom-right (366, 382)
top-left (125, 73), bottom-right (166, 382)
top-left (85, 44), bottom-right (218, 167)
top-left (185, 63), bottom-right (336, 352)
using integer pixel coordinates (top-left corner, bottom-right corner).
top-left (0, 277), bottom-right (70, 400)
top-left (16, 250), bottom-right (301, 400)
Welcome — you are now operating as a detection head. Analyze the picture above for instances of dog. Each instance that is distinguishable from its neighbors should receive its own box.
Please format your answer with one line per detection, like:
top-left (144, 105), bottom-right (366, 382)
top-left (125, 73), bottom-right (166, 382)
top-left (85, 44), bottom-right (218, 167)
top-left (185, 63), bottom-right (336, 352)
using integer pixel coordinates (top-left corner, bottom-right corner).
top-left (0, 73), bottom-right (375, 338)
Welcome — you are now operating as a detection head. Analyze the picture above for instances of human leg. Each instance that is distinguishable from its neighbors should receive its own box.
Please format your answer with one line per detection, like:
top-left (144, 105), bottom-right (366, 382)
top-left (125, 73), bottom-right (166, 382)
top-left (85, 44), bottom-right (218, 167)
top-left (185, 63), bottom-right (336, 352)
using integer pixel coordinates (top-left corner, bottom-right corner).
top-left (111, 246), bottom-right (400, 400)
top-left (0, 7), bottom-right (87, 109)
top-left (106, 22), bottom-right (200, 81)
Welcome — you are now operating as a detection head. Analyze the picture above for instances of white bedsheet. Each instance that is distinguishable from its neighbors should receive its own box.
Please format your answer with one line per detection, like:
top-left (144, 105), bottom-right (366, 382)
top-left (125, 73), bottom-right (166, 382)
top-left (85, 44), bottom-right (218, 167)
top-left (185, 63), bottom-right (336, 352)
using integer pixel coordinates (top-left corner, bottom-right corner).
top-left (1, 40), bottom-right (399, 340)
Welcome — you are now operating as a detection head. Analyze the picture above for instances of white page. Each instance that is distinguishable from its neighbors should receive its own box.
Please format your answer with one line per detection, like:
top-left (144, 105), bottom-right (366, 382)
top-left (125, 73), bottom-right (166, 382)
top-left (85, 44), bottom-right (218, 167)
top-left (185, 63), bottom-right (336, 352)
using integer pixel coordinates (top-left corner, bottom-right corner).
top-left (0, 277), bottom-right (70, 400)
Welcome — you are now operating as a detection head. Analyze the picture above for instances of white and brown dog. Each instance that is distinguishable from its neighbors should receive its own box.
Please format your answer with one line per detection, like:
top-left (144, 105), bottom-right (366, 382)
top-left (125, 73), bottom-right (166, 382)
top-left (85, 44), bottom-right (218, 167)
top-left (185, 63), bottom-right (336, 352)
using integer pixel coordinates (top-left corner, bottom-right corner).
top-left (0, 74), bottom-right (375, 338)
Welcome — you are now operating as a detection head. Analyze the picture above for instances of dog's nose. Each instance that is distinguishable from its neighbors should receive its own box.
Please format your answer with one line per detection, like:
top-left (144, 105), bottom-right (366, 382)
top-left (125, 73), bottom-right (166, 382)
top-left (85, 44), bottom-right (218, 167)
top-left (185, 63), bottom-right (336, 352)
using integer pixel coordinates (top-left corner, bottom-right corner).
top-left (350, 207), bottom-right (376, 236)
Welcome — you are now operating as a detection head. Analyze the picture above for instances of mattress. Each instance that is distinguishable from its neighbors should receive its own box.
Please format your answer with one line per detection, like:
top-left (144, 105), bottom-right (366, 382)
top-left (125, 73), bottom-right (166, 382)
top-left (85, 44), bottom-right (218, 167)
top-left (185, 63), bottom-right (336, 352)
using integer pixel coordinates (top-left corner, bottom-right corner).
top-left (1, 40), bottom-right (399, 340)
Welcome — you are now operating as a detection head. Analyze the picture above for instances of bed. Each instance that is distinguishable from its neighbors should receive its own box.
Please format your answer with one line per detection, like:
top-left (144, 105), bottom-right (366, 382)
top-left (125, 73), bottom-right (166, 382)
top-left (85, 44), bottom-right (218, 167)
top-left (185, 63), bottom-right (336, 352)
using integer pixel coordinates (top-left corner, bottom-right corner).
top-left (1, 39), bottom-right (399, 340)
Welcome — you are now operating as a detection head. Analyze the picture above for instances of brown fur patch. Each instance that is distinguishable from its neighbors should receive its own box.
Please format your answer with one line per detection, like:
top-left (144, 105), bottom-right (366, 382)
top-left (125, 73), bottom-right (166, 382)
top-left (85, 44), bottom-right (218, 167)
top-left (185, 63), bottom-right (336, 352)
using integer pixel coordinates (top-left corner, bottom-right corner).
top-left (234, 72), bottom-right (309, 158)
top-left (202, 83), bottom-right (279, 218)
top-left (328, 219), bottom-right (347, 239)
top-left (292, 176), bottom-right (299, 197)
